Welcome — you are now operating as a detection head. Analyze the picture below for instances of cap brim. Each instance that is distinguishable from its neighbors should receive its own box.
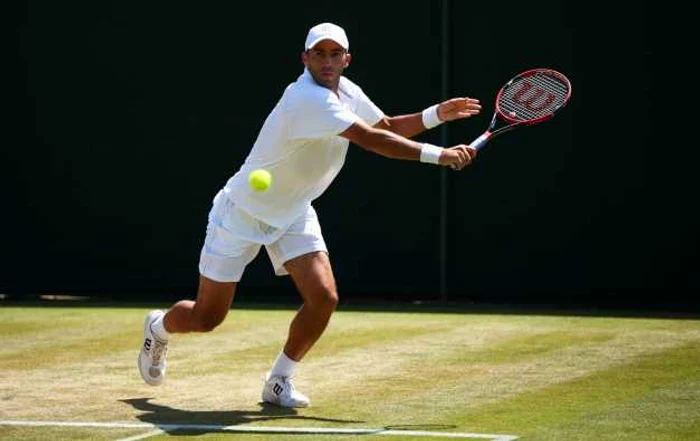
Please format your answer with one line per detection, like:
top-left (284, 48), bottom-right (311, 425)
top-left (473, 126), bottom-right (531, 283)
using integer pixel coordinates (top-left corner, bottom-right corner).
top-left (305, 37), bottom-right (348, 51)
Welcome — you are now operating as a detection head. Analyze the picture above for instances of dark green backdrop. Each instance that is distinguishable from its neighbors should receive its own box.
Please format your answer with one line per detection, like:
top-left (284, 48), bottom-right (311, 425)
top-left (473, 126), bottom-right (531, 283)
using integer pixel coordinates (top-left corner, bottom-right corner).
top-left (7, 1), bottom-right (692, 307)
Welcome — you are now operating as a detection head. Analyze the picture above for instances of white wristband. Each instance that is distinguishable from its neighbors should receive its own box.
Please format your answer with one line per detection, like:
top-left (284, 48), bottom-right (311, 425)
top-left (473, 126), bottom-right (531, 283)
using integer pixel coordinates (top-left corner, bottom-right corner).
top-left (421, 104), bottom-right (442, 129)
top-left (420, 143), bottom-right (443, 164)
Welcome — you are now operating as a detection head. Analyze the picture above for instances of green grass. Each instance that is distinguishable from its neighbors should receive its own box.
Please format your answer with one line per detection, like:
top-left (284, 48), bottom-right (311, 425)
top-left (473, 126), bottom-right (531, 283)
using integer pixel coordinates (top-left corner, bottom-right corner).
top-left (0, 303), bottom-right (699, 440)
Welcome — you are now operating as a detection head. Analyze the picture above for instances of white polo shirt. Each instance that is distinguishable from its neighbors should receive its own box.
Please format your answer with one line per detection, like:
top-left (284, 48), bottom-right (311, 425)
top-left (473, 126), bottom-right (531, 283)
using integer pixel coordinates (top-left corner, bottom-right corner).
top-left (223, 69), bottom-right (385, 228)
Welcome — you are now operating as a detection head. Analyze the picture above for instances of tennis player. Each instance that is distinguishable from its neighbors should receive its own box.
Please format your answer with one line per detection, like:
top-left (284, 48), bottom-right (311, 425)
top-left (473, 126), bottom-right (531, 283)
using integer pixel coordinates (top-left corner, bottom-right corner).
top-left (138, 22), bottom-right (481, 407)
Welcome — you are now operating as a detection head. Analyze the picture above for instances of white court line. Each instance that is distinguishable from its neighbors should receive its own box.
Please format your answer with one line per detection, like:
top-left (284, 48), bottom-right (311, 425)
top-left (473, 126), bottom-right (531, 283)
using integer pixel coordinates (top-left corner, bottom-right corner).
top-left (0, 420), bottom-right (519, 440)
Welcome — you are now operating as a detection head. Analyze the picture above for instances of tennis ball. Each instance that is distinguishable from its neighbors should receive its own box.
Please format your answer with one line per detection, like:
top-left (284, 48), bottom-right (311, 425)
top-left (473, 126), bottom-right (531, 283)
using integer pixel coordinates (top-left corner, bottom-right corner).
top-left (248, 169), bottom-right (272, 192)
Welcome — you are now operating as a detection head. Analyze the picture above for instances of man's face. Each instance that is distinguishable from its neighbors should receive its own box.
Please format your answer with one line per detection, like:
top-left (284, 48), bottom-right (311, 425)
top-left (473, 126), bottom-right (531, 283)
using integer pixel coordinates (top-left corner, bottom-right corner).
top-left (302, 39), bottom-right (351, 90)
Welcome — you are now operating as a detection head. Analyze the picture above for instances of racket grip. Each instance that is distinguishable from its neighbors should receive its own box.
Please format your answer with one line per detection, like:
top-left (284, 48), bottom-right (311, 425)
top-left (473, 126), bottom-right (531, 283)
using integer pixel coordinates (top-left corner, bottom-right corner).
top-left (469, 133), bottom-right (490, 151)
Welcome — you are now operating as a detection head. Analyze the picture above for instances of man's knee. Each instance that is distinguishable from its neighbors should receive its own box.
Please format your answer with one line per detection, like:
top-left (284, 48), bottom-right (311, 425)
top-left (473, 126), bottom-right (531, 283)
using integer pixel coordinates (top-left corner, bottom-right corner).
top-left (192, 312), bottom-right (226, 332)
top-left (185, 301), bottom-right (228, 332)
top-left (323, 289), bottom-right (339, 310)
top-left (306, 287), bottom-right (339, 312)
top-left (190, 276), bottom-right (236, 332)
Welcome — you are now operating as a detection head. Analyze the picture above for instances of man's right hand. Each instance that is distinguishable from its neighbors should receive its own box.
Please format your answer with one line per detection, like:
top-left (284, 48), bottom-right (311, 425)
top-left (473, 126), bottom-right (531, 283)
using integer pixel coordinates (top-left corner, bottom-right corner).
top-left (439, 145), bottom-right (477, 170)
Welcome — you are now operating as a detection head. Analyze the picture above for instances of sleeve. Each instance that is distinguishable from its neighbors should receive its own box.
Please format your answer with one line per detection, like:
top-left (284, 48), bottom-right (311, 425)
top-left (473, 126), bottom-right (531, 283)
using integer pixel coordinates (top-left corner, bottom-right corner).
top-left (287, 89), bottom-right (359, 140)
top-left (354, 86), bottom-right (385, 127)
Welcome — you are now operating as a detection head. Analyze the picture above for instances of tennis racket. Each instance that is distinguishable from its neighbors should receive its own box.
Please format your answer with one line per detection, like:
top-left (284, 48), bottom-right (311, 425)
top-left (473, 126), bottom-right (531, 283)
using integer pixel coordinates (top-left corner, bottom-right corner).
top-left (469, 68), bottom-right (572, 151)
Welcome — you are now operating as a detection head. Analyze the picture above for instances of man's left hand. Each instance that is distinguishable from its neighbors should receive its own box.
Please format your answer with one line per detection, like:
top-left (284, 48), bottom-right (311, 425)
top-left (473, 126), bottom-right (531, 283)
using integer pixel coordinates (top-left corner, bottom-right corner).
top-left (438, 97), bottom-right (482, 122)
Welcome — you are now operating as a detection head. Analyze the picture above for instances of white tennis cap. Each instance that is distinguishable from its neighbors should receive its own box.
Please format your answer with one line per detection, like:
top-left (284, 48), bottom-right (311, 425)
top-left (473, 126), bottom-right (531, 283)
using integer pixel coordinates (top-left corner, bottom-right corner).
top-left (304, 22), bottom-right (349, 51)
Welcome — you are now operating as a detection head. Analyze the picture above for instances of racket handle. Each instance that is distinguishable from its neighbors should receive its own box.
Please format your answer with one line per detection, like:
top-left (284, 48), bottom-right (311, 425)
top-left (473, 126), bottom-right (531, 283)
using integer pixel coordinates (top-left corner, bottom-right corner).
top-left (469, 133), bottom-right (490, 151)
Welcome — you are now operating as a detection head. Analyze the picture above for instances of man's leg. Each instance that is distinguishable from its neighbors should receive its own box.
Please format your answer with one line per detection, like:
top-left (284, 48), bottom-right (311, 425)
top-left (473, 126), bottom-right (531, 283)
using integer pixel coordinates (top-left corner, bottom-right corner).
top-left (261, 251), bottom-right (337, 407)
top-left (138, 276), bottom-right (237, 386)
top-left (163, 275), bottom-right (237, 333)
top-left (283, 251), bottom-right (338, 361)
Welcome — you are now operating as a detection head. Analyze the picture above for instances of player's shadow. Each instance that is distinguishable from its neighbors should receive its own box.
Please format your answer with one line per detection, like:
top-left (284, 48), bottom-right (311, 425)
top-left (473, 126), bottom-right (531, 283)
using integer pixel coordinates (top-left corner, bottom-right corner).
top-left (121, 398), bottom-right (364, 436)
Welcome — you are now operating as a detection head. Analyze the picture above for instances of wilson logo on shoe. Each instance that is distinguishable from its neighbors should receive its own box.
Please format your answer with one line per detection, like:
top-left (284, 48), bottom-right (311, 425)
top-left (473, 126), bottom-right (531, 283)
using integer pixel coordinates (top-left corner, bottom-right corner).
top-left (272, 383), bottom-right (283, 396)
top-left (144, 338), bottom-right (152, 350)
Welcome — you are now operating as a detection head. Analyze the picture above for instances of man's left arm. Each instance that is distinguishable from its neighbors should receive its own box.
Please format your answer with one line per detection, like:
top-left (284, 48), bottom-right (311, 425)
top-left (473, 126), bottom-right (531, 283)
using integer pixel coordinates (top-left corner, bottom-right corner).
top-left (374, 97), bottom-right (482, 138)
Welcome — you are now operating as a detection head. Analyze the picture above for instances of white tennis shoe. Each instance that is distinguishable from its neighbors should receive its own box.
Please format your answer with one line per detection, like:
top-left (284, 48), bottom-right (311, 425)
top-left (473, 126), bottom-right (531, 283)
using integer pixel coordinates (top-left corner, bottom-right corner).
top-left (262, 373), bottom-right (310, 408)
top-left (138, 310), bottom-right (169, 386)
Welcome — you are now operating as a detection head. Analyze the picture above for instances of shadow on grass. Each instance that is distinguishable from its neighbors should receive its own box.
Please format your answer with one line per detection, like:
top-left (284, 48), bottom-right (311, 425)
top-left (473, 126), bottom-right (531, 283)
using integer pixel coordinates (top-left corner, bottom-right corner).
top-left (121, 397), bottom-right (364, 436)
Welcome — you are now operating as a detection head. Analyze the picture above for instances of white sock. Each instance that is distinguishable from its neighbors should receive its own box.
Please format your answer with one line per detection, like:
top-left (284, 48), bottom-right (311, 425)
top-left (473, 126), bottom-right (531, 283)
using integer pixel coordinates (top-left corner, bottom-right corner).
top-left (269, 351), bottom-right (298, 378)
top-left (150, 313), bottom-right (170, 341)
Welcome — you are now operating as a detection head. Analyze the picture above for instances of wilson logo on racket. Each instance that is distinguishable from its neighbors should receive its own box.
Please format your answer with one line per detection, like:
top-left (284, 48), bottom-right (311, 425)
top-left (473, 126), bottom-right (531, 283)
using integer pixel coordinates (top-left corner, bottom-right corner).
top-left (510, 82), bottom-right (557, 112)
top-left (469, 68), bottom-right (571, 151)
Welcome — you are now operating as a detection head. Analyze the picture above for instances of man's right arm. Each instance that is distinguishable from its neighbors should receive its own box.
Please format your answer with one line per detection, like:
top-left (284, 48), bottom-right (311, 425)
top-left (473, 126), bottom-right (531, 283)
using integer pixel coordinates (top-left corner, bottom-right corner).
top-left (339, 119), bottom-right (476, 170)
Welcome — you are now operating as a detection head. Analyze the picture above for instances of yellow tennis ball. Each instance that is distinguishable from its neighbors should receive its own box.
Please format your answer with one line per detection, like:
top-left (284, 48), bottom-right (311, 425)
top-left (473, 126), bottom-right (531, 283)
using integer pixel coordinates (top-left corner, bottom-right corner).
top-left (248, 169), bottom-right (272, 192)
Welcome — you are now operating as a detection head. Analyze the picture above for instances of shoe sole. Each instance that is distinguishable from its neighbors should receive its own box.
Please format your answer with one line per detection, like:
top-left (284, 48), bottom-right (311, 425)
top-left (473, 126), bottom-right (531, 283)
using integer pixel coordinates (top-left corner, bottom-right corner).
top-left (262, 397), bottom-right (310, 408)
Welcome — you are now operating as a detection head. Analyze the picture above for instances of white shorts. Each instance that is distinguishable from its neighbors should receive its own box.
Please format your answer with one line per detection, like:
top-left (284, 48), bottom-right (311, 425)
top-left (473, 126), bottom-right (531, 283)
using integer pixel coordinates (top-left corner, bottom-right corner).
top-left (198, 191), bottom-right (327, 282)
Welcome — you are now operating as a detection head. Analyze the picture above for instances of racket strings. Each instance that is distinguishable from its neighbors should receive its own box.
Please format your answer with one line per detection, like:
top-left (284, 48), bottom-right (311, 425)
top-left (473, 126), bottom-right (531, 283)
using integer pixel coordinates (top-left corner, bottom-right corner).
top-left (499, 73), bottom-right (569, 121)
